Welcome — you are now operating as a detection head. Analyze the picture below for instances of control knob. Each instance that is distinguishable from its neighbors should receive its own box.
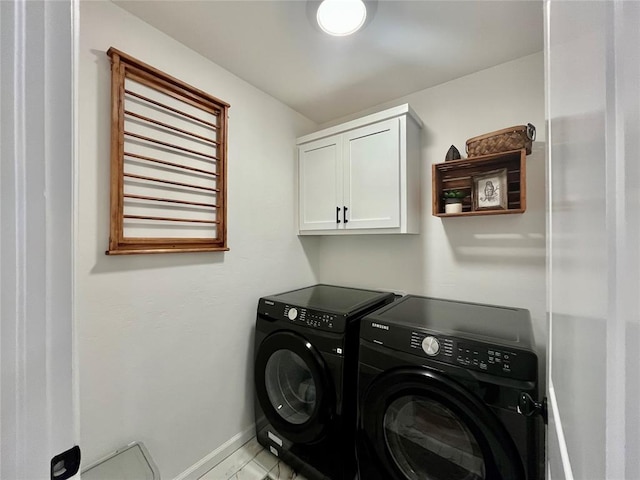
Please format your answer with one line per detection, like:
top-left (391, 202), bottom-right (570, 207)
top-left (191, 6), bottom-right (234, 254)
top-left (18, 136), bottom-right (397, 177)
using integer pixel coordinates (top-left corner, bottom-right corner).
top-left (287, 308), bottom-right (298, 320)
top-left (422, 336), bottom-right (440, 356)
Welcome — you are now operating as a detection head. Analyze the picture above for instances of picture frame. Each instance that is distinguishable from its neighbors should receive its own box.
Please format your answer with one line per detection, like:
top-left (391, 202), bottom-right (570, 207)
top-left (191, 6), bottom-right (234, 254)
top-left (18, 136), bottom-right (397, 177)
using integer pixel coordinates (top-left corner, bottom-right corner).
top-left (472, 168), bottom-right (508, 211)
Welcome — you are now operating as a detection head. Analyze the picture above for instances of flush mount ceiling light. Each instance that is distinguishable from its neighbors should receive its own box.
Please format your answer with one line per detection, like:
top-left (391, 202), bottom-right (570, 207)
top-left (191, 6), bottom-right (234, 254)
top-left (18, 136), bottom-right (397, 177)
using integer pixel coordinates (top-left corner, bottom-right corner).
top-left (316, 0), bottom-right (367, 36)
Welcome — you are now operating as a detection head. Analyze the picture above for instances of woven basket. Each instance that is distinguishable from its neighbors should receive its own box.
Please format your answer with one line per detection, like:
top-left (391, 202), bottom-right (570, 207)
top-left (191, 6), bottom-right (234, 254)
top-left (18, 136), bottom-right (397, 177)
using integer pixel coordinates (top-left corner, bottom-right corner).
top-left (466, 124), bottom-right (536, 157)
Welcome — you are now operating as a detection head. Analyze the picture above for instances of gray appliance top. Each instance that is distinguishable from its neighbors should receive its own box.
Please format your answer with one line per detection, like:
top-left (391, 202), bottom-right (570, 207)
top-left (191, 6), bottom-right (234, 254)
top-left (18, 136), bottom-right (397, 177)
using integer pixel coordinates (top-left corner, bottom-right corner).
top-left (366, 295), bottom-right (534, 350)
top-left (262, 284), bottom-right (394, 316)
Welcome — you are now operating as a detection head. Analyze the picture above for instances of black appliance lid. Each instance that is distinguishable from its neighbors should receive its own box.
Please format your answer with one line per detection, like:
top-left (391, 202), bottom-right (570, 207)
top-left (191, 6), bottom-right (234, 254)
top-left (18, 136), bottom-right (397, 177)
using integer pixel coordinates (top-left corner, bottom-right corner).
top-left (367, 295), bottom-right (534, 349)
top-left (264, 284), bottom-right (394, 315)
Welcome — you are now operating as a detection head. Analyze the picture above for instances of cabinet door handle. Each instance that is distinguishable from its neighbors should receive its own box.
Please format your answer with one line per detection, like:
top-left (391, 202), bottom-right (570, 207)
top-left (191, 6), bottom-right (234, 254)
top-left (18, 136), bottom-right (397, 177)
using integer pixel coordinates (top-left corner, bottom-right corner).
top-left (336, 206), bottom-right (341, 224)
top-left (343, 206), bottom-right (348, 224)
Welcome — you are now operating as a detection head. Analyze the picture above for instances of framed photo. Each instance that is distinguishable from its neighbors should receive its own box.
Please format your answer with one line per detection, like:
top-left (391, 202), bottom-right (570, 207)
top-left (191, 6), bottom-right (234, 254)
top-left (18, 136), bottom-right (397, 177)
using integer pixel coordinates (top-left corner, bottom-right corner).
top-left (472, 169), bottom-right (508, 211)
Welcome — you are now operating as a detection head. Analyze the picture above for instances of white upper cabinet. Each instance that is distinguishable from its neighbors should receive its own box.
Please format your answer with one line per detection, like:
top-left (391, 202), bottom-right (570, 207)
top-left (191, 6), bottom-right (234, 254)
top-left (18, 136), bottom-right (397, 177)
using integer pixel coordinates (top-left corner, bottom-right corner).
top-left (297, 104), bottom-right (423, 235)
top-left (299, 136), bottom-right (342, 231)
top-left (343, 119), bottom-right (400, 229)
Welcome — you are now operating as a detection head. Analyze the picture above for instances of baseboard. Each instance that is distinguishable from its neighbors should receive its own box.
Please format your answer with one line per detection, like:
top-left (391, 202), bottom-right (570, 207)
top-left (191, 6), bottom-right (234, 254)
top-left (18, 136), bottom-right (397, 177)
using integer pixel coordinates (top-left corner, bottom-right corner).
top-left (173, 424), bottom-right (256, 480)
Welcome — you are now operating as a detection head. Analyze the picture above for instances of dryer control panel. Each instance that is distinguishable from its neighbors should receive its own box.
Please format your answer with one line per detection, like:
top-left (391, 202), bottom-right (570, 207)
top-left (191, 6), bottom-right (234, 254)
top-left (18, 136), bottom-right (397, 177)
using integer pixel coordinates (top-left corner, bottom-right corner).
top-left (448, 339), bottom-right (524, 377)
top-left (362, 320), bottom-right (537, 381)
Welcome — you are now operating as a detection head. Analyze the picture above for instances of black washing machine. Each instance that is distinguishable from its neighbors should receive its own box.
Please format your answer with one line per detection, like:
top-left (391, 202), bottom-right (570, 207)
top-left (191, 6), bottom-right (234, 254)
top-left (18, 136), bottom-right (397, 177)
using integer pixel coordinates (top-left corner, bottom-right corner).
top-left (356, 295), bottom-right (545, 480)
top-left (254, 284), bottom-right (396, 480)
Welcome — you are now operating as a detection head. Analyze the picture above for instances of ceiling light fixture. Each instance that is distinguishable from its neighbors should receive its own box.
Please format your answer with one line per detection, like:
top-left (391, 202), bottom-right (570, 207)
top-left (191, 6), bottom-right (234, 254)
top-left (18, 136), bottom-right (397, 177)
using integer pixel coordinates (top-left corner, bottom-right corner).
top-left (316, 0), bottom-right (367, 36)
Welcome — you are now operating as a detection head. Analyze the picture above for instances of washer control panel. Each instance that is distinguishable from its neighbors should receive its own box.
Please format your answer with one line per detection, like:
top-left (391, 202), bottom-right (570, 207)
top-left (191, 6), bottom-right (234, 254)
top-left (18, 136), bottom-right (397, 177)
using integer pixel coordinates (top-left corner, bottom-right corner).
top-left (283, 305), bottom-right (339, 332)
top-left (258, 299), bottom-right (347, 333)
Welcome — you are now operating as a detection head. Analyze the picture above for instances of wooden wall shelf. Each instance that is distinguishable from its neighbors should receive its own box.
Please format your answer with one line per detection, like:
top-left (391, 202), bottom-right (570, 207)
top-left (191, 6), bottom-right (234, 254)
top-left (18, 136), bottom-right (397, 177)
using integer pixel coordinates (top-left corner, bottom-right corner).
top-left (432, 149), bottom-right (526, 217)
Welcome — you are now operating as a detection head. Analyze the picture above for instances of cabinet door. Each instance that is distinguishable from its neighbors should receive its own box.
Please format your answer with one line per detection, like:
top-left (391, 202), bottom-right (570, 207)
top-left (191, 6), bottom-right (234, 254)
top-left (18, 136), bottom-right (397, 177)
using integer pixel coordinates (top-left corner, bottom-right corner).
top-left (298, 136), bottom-right (342, 231)
top-left (342, 118), bottom-right (400, 229)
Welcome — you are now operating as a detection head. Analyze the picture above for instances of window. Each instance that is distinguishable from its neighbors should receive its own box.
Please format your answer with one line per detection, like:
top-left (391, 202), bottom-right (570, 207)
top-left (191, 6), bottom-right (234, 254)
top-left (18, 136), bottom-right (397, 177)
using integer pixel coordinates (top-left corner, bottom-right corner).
top-left (106, 47), bottom-right (229, 255)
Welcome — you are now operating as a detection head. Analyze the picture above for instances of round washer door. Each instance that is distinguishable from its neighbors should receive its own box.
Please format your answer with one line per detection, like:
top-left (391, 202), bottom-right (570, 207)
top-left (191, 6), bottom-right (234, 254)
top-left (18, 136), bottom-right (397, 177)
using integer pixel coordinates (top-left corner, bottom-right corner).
top-left (360, 368), bottom-right (524, 480)
top-left (254, 330), bottom-right (334, 444)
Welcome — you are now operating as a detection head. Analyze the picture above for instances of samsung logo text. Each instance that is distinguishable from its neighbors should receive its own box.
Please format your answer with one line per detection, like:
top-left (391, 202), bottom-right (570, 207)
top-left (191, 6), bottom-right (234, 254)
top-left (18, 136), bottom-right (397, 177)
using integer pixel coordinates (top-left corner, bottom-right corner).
top-left (371, 323), bottom-right (389, 331)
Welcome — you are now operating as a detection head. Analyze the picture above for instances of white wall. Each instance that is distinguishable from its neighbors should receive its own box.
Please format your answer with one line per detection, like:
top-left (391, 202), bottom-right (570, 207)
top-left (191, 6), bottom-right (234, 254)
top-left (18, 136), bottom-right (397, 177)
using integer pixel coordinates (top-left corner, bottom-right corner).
top-left (315, 53), bottom-right (547, 361)
top-left (78, 2), bottom-right (319, 478)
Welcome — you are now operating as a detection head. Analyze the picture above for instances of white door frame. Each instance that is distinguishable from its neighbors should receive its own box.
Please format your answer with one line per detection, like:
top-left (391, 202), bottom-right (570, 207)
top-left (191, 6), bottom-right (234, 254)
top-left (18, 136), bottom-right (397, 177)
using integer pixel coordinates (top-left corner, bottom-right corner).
top-left (545, 1), bottom-right (640, 479)
top-left (1, 0), bottom-right (79, 478)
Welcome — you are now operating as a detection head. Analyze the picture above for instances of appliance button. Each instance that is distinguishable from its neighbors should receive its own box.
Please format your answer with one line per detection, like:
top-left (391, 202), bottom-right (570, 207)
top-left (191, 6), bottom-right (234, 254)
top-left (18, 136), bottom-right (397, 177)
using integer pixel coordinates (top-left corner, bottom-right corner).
top-left (422, 336), bottom-right (440, 356)
top-left (287, 308), bottom-right (298, 320)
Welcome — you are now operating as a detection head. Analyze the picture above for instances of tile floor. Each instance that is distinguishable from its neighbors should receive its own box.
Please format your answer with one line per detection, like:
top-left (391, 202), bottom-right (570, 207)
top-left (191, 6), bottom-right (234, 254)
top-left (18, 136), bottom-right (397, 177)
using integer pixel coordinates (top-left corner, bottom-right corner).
top-left (199, 437), bottom-right (309, 480)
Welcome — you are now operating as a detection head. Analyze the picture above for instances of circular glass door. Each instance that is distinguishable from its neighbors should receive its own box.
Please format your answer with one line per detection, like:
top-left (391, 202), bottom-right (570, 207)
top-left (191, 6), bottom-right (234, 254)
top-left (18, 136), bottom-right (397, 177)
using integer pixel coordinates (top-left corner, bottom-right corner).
top-left (384, 395), bottom-right (485, 480)
top-left (265, 349), bottom-right (317, 425)
top-left (359, 368), bottom-right (524, 480)
top-left (254, 330), bottom-right (333, 444)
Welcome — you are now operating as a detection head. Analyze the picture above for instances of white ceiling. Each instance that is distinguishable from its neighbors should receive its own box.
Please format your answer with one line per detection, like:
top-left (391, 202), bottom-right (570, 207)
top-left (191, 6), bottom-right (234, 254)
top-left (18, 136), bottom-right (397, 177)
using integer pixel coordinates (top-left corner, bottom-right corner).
top-left (113, 0), bottom-right (543, 124)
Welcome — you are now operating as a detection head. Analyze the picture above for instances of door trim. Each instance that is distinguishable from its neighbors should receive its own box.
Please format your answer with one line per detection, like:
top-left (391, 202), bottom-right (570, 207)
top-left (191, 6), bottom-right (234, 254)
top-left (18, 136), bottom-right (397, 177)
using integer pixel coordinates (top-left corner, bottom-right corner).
top-left (0, 0), bottom-right (79, 478)
top-left (547, 380), bottom-right (575, 480)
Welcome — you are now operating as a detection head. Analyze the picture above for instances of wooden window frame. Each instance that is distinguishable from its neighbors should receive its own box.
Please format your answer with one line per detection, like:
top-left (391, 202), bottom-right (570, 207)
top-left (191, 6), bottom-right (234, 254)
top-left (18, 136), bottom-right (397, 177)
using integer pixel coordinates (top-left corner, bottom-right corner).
top-left (106, 47), bottom-right (230, 255)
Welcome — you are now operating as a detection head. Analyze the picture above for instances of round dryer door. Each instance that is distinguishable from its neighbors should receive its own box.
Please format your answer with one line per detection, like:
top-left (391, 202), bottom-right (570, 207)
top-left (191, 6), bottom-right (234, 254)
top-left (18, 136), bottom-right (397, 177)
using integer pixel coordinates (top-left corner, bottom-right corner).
top-left (360, 368), bottom-right (524, 480)
top-left (254, 331), bottom-right (334, 444)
